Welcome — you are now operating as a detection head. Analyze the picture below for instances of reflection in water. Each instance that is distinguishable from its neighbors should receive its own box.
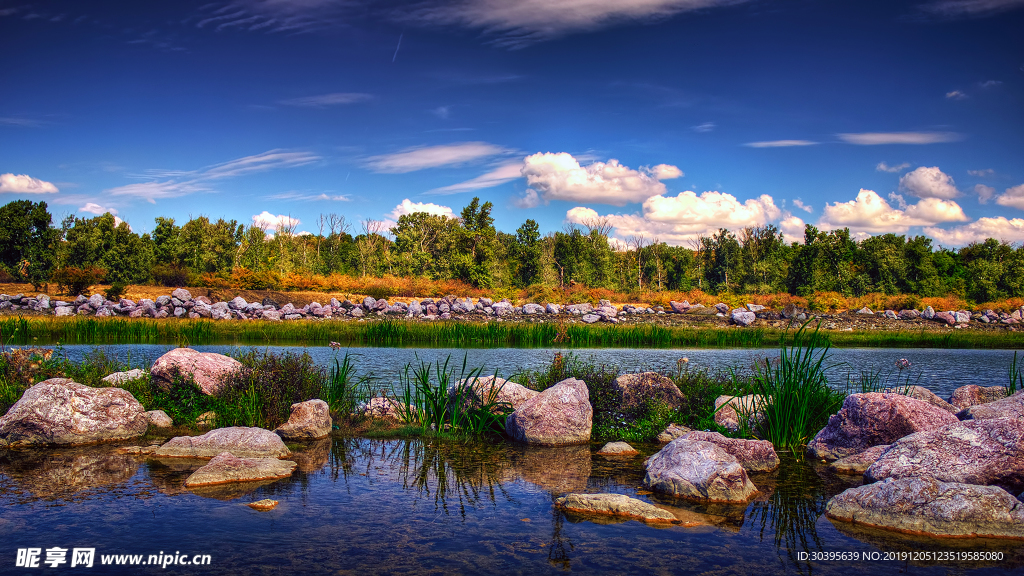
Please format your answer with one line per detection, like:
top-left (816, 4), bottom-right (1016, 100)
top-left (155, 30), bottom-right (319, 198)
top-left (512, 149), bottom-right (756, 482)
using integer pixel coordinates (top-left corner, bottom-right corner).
top-left (0, 447), bottom-right (139, 501)
top-left (287, 438), bottom-right (332, 473)
top-left (511, 444), bottom-right (591, 493)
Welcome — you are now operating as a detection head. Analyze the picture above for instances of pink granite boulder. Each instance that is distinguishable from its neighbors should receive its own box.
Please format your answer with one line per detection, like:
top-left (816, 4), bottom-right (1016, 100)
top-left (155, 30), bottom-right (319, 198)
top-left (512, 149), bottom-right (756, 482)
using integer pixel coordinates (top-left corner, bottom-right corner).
top-left (184, 452), bottom-right (296, 487)
top-left (150, 347), bottom-right (242, 395)
top-left (680, 430), bottom-right (780, 472)
top-left (643, 439), bottom-right (758, 503)
top-left (505, 378), bottom-right (592, 446)
top-left (449, 376), bottom-right (538, 413)
top-left (274, 399), bottom-right (332, 441)
top-left (612, 372), bottom-right (685, 412)
top-left (958, 391), bottom-right (1024, 421)
top-left (949, 385), bottom-right (1007, 411)
top-left (154, 426), bottom-right (290, 459)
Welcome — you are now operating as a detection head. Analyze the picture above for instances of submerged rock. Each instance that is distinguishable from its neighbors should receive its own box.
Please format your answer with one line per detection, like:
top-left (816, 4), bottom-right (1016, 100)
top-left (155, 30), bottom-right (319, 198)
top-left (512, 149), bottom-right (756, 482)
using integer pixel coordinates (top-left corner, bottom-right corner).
top-left (825, 477), bottom-right (1024, 539)
top-left (274, 399), bottom-right (331, 441)
top-left (806, 393), bottom-right (959, 461)
top-left (0, 378), bottom-right (147, 448)
top-left (555, 493), bottom-right (677, 524)
top-left (154, 427), bottom-right (291, 459)
top-left (247, 499), bottom-right (279, 511)
top-left (679, 430), bottom-right (780, 473)
top-left (643, 438), bottom-right (758, 503)
top-left (184, 452), bottom-right (296, 487)
top-left (505, 378), bottom-right (592, 446)
top-left (150, 347), bottom-right (243, 395)
top-left (596, 442), bottom-right (639, 456)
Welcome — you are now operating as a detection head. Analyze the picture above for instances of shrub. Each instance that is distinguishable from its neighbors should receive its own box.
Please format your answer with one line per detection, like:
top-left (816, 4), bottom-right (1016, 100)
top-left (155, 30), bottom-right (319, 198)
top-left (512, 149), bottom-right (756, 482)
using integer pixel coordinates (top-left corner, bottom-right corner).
top-left (213, 349), bottom-right (325, 428)
top-left (231, 267), bottom-right (281, 291)
top-left (104, 282), bottom-right (127, 301)
top-left (151, 265), bottom-right (190, 287)
top-left (193, 272), bottom-right (231, 289)
top-left (51, 266), bottom-right (106, 296)
top-left (806, 291), bottom-right (846, 313)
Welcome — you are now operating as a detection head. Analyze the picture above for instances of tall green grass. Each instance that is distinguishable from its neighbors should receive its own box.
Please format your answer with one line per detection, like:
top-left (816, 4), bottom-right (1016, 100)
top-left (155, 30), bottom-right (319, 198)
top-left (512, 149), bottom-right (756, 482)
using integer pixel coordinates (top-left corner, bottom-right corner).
top-left (1009, 351), bottom-right (1023, 396)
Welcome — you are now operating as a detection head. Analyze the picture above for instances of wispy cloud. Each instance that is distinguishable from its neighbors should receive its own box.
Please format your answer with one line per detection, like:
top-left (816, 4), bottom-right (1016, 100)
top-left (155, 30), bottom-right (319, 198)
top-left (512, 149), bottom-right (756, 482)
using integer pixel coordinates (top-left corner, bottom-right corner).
top-left (792, 199), bottom-right (812, 213)
top-left (195, 1), bottom-right (347, 34)
top-left (744, 140), bottom-right (818, 148)
top-left (876, 161), bottom-right (911, 172)
top-left (431, 106), bottom-right (451, 119)
top-left (79, 202), bottom-right (118, 215)
top-left (837, 132), bottom-right (962, 145)
top-left (0, 173), bottom-right (59, 194)
top-left (691, 122), bottom-right (716, 133)
top-left (429, 161), bottom-right (524, 194)
top-left (0, 117), bottom-right (45, 127)
top-left (945, 90), bottom-right (968, 100)
top-left (267, 191), bottom-right (351, 202)
top-left (921, 0), bottom-right (1024, 17)
top-left (365, 142), bottom-right (512, 173)
top-left (108, 149), bottom-right (320, 203)
top-left (968, 168), bottom-right (995, 177)
top-left (980, 80), bottom-right (1003, 88)
top-left (278, 92), bottom-right (372, 108)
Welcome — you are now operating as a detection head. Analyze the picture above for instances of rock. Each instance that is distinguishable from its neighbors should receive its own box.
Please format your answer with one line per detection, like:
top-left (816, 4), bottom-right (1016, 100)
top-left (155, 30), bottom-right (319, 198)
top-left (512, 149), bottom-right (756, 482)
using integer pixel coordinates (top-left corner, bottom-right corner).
top-left (450, 376), bottom-right (538, 413)
top-left (349, 307), bottom-right (364, 318)
top-left (959, 391), bottom-right (1024, 421)
top-left (100, 368), bottom-right (147, 386)
top-left (145, 410), bottom-right (174, 428)
top-left (545, 303), bottom-right (561, 314)
top-left (857, 307), bottom-right (874, 315)
top-left (274, 400), bottom-right (332, 441)
top-left (262, 297), bottom-right (279, 308)
top-left (262, 310), bottom-right (281, 321)
top-left (580, 313), bottom-right (600, 324)
top-left (865, 418), bottom-right (1024, 493)
top-left (171, 288), bottom-right (192, 301)
top-left (714, 303), bottom-right (729, 314)
top-left (359, 397), bottom-right (411, 421)
top-left (196, 411), bottom-right (217, 427)
top-left (612, 372), bottom-right (685, 412)
top-left (882, 385), bottom-right (957, 413)
top-left (505, 378), bottom-right (592, 446)
top-left (154, 427), bottom-right (291, 459)
top-left (643, 439), bottom-right (758, 503)
top-left (555, 493), bottom-right (677, 524)
top-left (922, 306), bottom-right (935, 320)
top-left (669, 300), bottom-right (689, 313)
top-left (248, 498), bottom-right (279, 511)
top-left (184, 452), bottom-right (296, 487)
top-left (825, 477), bottom-right (1024, 539)
top-left (596, 442), bottom-right (639, 456)
top-left (828, 445), bottom-right (890, 475)
top-left (0, 379), bottom-right (148, 447)
top-left (714, 394), bottom-right (766, 432)
top-left (680, 430), bottom-right (780, 472)
top-left (806, 392), bottom-right (960, 461)
top-left (730, 309), bottom-right (756, 326)
top-left (955, 310), bottom-right (972, 324)
top-left (933, 311), bottom-right (956, 326)
top-left (150, 347), bottom-right (243, 395)
top-left (523, 303), bottom-right (544, 315)
top-left (88, 293), bottom-right (104, 308)
top-left (950, 384), bottom-right (1007, 411)
top-left (746, 303), bottom-right (765, 312)
top-left (0, 448), bottom-right (141, 500)
top-left (362, 296), bottom-right (376, 310)
top-left (54, 306), bottom-right (73, 316)
top-left (656, 423), bottom-right (692, 443)
top-left (899, 309), bottom-right (921, 320)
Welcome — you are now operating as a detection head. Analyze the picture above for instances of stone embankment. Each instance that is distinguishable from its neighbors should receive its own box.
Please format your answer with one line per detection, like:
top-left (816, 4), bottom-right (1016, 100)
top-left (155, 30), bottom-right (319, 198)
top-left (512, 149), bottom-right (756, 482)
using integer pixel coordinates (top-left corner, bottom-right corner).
top-left (3, 289), bottom-right (1023, 329)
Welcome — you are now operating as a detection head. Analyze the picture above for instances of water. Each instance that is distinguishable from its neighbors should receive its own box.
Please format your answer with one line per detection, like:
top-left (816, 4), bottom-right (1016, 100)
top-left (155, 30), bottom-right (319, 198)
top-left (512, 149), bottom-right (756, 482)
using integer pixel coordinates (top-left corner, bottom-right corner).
top-left (43, 344), bottom-right (1021, 399)
top-left (2, 438), bottom-right (1021, 575)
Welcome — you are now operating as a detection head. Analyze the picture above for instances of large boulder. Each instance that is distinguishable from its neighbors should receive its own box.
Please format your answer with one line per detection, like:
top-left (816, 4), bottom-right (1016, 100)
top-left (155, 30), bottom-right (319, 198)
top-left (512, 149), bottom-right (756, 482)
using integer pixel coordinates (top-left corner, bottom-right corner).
top-left (825, 477), bottom-right (1024, 539)
top-left (714, 394), bottom-right (766, 432)
top-left (882, 385), bottom-right (956, 413)
top-left (0, 379), bottom-right (147, 448)
top-left (958, 391), bottom-right (1024, 421)
top-left (680, 430), bottom-right (780, 472)
top-left (643, 439), bottom-right (759, 503)
top-left (505, 378), bottom-right (592, 446)
top-left (154, 427), bottom-right (291, 459)
top-left (150, 348), bottom-right (243, 395)
top-left (949, 385), bottom-right (1007, 411)
top-left (865, 418), bottom-right (1024, 493)
top-left (555, 493), bottom-right (677, 524)
top-left (806, 393), bottom-right (959, 461)
top-left (612, 372), bottom-right (685, 412)
top-left (274, 400), bottom-right (332, 441)
top-left (449, 376), bottom-right (538, 413)
top-left (184, 452), bottom-right (297, 487)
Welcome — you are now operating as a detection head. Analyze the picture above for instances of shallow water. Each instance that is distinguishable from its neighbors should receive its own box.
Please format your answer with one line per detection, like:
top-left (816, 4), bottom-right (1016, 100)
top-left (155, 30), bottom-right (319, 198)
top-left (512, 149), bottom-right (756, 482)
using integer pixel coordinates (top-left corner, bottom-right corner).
top-left (47, 344), bottom-right (1021, 398)
top-left (2, 438), bottom-right (1021, 575)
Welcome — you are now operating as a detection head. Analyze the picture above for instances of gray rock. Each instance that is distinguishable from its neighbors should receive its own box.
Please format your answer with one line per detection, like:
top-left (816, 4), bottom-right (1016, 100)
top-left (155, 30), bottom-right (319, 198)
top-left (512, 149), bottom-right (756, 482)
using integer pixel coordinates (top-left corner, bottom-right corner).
top-left (262, 310), bottom-right (281, 321)
top-left (184, 452), bottom-right (297, 487)
top-left (145, 410), bottom-right (174, 428)
top-left (228, 296), bottom-right (247, 310)
top-left (101, 369), bottom-right (147, 386)
top-left (714, 303), bottom-right (729, 314)
top-left (955, 310), bottom-right (972, 324)
top-left (555, 493), bottom-right (677, 524)
top-left (283, 314), bottom-right (303, 321)
top-left (362, 296), bottom-right (376, 310)
top-left (171, 288), bottom-right (192, 301)
top-left (349, 307), bottom-right (364, 318)
top-left (155, 295), bottom-right (171, 307)
top-left (523, 303), bottom-right (544, 315)
top-left (746, 303), bottom-right (765, 312)
top-left (55, 306), bottom-right (73, 317)
top-left (154, 426), bottom-right (291, 459)
top-left (959, 391), bottom-right (1024, 421)
top-left (88, 294), bottom-right (104, 308)
top-left (899, 309), bottom-right (920, 320)
top-left (714, 394), bottom-right (766, 432)
top-left (884, 310), bottom-right (898, 319)
top-left (857, 307), bottom-right (874, 315)
top-left (505, 378), bottom-right (592, 446)
top-left (828, 445), bottom-right (890, 475)
top-left (407, 301), bottom-right (422, 316)
top-left (679, 430), bottom-right (780, 472)
top-left (274, 399), bottom-right (332, 441)
top-left (581, 313), bottom-right (600, 324)
top-left (643, 439), bottom-right (759, 503)
top-left (922, 305), bottom-right (935, 319)
top-left (546, 303), bottom-right (561, 314)
top-left (731, 309), bottom-right (756, 326)
top-left (656, 423), bottom-right (692, 443)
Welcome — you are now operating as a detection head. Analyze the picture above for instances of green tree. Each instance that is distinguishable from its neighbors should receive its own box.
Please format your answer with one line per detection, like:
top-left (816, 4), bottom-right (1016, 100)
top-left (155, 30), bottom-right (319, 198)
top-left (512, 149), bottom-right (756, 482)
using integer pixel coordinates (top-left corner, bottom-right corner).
top-left (0, 200), bottom-right (57, 287)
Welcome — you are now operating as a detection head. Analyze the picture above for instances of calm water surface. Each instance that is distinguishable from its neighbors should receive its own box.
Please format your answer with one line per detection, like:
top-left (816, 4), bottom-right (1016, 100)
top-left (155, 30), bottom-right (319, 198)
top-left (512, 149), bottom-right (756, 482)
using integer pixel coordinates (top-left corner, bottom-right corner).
top-left (2, 438), bottom-right (1022, 575)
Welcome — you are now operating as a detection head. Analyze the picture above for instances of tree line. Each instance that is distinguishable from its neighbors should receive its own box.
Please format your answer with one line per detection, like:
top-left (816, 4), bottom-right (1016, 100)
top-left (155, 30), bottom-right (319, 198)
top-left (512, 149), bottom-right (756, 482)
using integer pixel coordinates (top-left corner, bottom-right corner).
top-left (1, 198), bottom-right (1022, 303)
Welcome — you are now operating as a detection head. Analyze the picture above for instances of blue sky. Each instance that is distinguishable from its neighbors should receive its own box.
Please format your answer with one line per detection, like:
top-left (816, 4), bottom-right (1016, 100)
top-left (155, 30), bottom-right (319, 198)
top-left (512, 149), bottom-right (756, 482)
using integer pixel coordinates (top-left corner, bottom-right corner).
top-left (1, 0), bottom-right (1022, 246)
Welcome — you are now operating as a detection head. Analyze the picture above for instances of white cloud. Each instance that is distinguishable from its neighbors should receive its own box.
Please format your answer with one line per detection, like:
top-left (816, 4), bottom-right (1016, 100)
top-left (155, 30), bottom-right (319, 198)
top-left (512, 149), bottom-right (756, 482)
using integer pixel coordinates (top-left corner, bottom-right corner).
top-left (252, 211), bottom-right (300, 232)
top-left (818, 188), bottom-right (968, 234)
top-left (366, 142), bottom-right (510, 173)
top-left (107, 181), bottom-right (211, 203)
top-left (564, 190), bottom-right (782, 244)
top-left (79, 203), bottom-right (118, 215)
top-left (431, 106), bottom-right (451, 119)
top-left (898, 166), bottom-right (960, 199)
top-left (922, 0), bottom-right (1024, 17)
top-left (268, 191), bottom-right (351, 202)
top-left (779, 213), bottom-right (807, 243)
top-left (430, 161), bottom-right (524, 194)
top-left (743, 140), bottom-right (817, 148)
top-left (792, 199), bottom-right (812, 213)
top-left (278, 93), bottom-right (372, 107)
top-left (513, 188), bottom-right (540, 208)
top-left (925, 217), bottom-right (1024, 247)
top-left (0, 117), bottom-right (43, 127)
top-left (404, 0), bottom-right (751, 48)
top-left (876, 161), bottom-right (910, 173)
top-left (521, 152), bottom-right (682, 206)
top-left (200, 150), bottom-right (320, 179)
top-left (980, 80), bottom-right (1003, 88)
top-left (968, 168), bottom-right (995, 177)
top-left (995, 184), bottom-right (1024, 210)
top-left (196, 0), bottom-right (346, 34)
top-left (975, 184), bottom-right (996, 204)
top-left (387, 199), bottom-right (455, 220)
top-left (837, 132), bottom-right (962, 145)
top-left (0, 173), bottom-right (58, 194)
top-left (945, 90), bottom-right (968, 100)
top-left (691, 122), bottom-right (715, 133)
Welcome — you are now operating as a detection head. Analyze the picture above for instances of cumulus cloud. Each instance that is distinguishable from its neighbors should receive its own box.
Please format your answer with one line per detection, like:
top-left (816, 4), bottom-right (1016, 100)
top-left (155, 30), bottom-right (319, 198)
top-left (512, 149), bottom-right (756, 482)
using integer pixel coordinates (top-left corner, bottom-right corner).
top-left (79, 203), bottom-right (118, 215)
top-left (898, 166), bottom-right (960, 199)
top-left (278, 92), bottom-right (372, 107)
top-left (996, 184), bottom-right (1024, 210)
top-left (404, 0), bottom-right (752, 48)
top-left (779, 213), bottom-right (807, 243)
top-left (366, 142), bottom-right (510, 173)
top-left (975, 184), bottom-right (996, 204)
top-left (0, 173), bottom-right (59, 194)
top-left (837, 132), bottom-right (962, 145)
top-left (945, 90), bottom-right (968, 100)
top-left (521, 152), bottom-right (682, 206)
top-left (922, 0), bottom-right (1024, 17)
top-left (387, 199), bottom-right (455, 220)
top-left (564, 190), bottom-right (782, 244)
top-left (743, 140), bottom-right (817, 148)
top-left (818, 189), bottom-right (968, 234)
top-left (876, 161), bottom-right (910, 173)
top-left (430, 161), bottom-right (524, 194)
top-left (252, 211), bottom-right (300, 233)
top-left (792, 199), bottom-right (812, 213)
top-left (513, 189), bottom-right (540, 209)
top-left (925, 217), bottom-right (1024, 247)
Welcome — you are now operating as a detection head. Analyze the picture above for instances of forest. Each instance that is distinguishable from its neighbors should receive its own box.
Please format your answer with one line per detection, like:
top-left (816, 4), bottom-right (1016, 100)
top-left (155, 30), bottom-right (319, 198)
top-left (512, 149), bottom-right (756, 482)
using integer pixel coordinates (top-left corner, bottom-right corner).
top-left (2, 197), bottom-right (1023, 306)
